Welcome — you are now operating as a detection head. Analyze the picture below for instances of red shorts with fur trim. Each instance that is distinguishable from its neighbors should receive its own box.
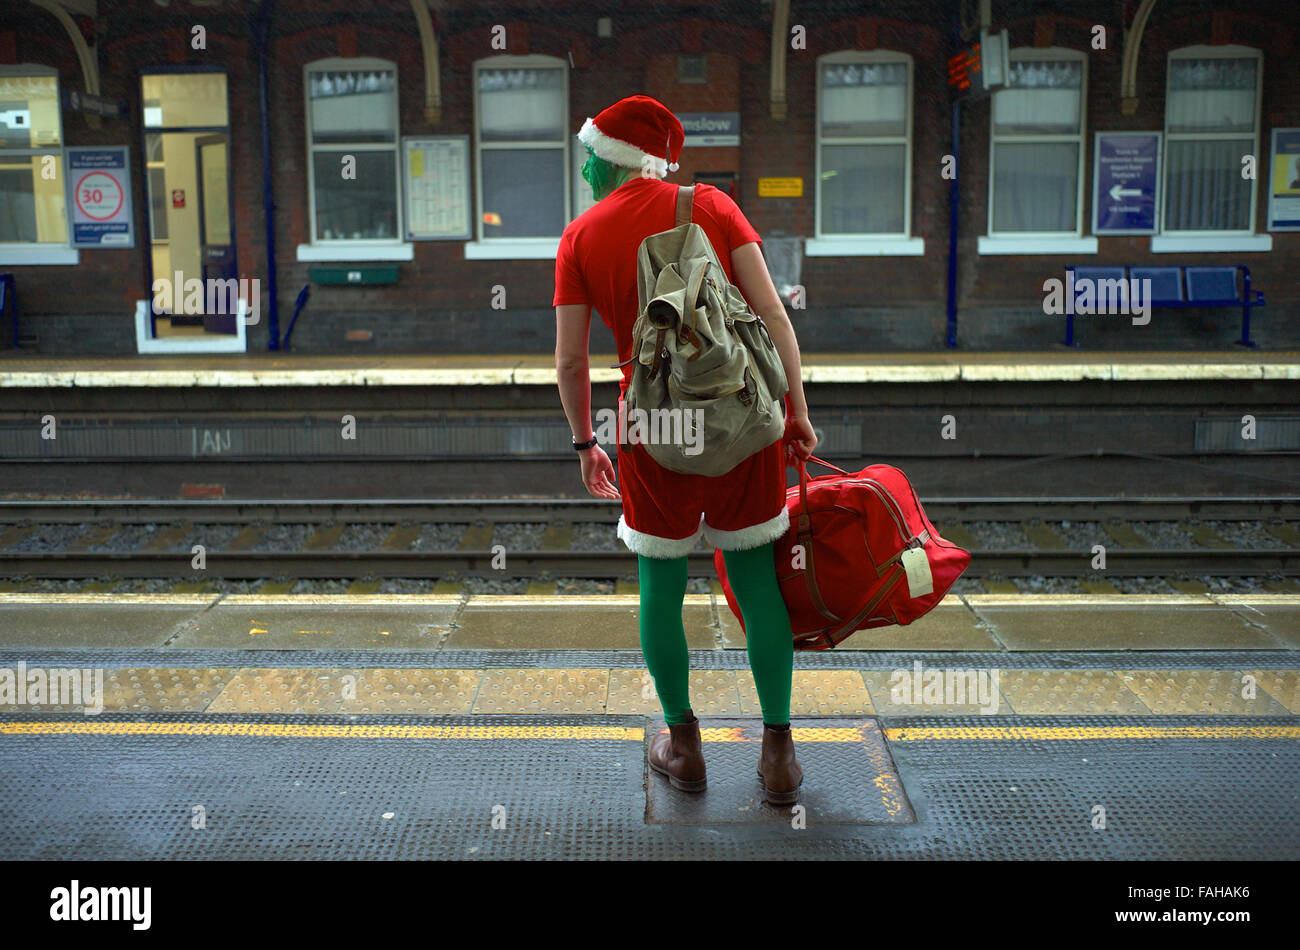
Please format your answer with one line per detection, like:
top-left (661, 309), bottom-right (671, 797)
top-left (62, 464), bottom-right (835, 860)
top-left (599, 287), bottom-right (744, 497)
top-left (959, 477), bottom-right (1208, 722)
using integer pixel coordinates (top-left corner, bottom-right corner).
top-left (615, 430), bottom-right (789, 560)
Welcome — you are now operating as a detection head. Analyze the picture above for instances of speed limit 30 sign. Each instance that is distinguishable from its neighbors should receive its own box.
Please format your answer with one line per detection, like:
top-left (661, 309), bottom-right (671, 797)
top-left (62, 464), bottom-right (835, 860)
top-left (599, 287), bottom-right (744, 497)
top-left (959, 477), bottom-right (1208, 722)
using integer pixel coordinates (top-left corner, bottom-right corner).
top-left (65, 146), bottom-right (135, 248)
top-left (74, 171), bottom-right (125, 220)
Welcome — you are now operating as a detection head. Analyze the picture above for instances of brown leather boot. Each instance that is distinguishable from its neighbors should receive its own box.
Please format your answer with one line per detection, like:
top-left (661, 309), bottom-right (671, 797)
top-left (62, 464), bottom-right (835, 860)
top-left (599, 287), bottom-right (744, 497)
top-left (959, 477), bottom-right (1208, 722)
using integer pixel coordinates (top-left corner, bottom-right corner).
top-left (757, 724), bottom-right (803, 805)
top-left (648, 710), bottom-right (706, 792)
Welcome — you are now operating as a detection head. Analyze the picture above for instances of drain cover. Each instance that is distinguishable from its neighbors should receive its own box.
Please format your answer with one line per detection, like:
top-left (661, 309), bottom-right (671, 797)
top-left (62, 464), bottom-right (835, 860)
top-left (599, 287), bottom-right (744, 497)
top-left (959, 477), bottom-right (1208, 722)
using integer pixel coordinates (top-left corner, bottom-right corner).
top-left (645, 718), bottom-right (914, 825)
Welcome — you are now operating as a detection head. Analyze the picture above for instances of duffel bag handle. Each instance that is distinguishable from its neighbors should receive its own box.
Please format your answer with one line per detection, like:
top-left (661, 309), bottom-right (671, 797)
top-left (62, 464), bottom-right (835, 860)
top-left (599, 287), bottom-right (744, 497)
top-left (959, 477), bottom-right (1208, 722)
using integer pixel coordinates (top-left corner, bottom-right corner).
top-left (784, 442), bottom-right (850, 533)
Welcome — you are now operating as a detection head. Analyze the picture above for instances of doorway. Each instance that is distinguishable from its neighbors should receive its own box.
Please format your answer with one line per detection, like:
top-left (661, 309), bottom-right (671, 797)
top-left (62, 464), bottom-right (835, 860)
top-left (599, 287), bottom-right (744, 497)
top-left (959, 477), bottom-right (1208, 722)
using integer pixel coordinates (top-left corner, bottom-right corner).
top-left (140, 70), bottom-right (241, 344)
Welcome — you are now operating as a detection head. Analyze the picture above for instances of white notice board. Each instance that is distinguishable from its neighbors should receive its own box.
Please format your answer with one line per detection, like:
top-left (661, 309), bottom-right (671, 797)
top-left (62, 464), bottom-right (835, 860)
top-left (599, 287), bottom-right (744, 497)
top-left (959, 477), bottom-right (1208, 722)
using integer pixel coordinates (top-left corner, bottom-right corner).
top-left (402, 136), bottom-right (470, 240)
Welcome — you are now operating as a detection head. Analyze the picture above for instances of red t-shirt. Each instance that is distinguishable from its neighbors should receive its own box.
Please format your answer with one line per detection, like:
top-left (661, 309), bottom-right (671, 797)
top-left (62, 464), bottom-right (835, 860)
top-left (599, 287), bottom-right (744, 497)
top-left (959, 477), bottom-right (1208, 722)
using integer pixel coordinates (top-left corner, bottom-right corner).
top-left (553, 177), bottom-right (762, 391)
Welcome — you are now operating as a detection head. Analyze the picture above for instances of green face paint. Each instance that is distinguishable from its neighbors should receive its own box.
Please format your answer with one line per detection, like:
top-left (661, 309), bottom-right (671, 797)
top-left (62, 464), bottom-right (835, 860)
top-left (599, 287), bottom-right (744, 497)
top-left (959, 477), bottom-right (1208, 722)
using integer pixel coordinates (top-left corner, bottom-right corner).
top-left (581, 150), bottom-right (598, 190)
top-left (581, 147), bottom-right (633, 202)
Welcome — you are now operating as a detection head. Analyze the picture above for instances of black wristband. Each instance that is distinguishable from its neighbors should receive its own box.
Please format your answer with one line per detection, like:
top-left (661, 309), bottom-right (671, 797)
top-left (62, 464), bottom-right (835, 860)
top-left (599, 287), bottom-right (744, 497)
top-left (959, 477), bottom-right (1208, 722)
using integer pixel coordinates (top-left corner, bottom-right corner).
top-left (572, 434), bottom-right (599, 451)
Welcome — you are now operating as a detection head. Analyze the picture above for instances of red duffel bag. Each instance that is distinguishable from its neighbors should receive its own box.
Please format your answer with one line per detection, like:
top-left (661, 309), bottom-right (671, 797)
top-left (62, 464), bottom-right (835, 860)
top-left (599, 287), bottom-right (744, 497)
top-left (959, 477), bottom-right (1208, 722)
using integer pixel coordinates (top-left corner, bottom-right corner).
top-left (714, 448), bottom-right (971, 650)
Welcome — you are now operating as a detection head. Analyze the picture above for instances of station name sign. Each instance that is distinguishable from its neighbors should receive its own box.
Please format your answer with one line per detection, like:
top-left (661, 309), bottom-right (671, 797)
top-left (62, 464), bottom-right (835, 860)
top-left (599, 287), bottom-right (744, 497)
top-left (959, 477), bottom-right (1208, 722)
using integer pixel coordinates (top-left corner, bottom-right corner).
top-left (676, 112), bottom-right (739, 147)
top-left (61, 89), bottom-right (126, 119)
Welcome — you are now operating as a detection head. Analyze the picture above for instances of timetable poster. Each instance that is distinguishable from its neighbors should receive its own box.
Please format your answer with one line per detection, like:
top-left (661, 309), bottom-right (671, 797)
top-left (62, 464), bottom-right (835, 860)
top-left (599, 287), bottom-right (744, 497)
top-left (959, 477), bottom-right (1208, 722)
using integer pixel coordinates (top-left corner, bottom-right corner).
top-left (1267, 128), bottom-right (1300, 232)
top-left (402, 136), bottom-right (470, 240)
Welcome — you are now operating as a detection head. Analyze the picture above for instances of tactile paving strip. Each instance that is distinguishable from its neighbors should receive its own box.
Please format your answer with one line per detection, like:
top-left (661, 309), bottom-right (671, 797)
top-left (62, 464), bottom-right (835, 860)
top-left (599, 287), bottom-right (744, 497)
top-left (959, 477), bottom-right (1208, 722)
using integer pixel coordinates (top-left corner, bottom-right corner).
top-left (1117, 670), bottom-right (1290, 715)
top-left (645, 718), bottom-right (913, 826)
top-left (995, 670), bottom-right (1149, 716)
top-left (1248, 670), bottom-right (1300, 713)
top-left (103, 667), bottom-right (238, 713)
top-left (6, 648), bottom-right (1299, 671)
top-left (737, 671), bottom-right (876, 716)
top-left (347, 669), bottom-right (480, 714)
top-left (206, 669), bottom-right (350, 714)
top-left (473, 669), bottom-right (608, 713)
top-left (0, 712), bottom-right (1295, 859)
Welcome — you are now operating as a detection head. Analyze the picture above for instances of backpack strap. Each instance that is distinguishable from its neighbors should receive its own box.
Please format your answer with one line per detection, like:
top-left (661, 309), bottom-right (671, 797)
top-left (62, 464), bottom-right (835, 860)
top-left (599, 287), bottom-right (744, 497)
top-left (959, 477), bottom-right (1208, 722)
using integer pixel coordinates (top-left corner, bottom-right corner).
top-left (675, 184), bottom-right (695, 228)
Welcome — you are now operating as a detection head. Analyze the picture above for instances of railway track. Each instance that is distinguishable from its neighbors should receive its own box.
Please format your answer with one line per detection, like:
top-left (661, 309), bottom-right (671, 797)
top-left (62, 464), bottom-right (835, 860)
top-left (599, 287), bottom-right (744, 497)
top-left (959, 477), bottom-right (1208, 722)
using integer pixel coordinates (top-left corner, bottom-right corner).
top-left (0, 498), bottom-right (1296, 579)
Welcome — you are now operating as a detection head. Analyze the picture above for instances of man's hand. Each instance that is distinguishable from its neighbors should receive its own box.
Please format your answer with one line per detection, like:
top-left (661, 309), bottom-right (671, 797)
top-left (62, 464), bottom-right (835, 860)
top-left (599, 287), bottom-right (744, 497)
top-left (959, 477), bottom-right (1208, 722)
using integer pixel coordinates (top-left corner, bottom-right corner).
top-left (579, 446), bottom-right (620, 499)
top-left (785, 413), bottom-right (818, 460)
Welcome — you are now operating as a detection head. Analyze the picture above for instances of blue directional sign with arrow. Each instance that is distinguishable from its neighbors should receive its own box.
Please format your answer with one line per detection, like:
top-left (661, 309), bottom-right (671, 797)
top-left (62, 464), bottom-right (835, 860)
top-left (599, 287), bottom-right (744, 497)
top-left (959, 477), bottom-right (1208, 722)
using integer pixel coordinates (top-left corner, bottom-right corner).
top-left (1093, 132), bottom-right (1161, 235)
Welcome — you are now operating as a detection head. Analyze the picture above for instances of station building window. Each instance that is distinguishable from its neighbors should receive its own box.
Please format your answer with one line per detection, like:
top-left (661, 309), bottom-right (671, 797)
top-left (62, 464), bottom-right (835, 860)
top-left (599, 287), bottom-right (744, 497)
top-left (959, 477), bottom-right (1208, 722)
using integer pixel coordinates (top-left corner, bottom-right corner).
top-left (303, 58), bottom-right (402, 250)
top-left (987, 50), bottom-right (1087, 240)
top-left (1162, 46), bottom-right (1262, 235)
top-left (805, 50), bottom-right (923, 257)
top-left (465, 55), bottom-right (568, 259)
top-left (0, 65), bottom-right (73, 264)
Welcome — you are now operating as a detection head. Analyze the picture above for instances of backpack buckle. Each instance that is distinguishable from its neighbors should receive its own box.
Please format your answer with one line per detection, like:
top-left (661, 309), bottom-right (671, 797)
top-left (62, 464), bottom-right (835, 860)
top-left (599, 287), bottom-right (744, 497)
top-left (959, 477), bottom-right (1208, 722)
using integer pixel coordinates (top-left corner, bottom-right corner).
top-left (737, 384), bottom-right (754, 406)
top-left (679, 324), bottom-right (702, 361)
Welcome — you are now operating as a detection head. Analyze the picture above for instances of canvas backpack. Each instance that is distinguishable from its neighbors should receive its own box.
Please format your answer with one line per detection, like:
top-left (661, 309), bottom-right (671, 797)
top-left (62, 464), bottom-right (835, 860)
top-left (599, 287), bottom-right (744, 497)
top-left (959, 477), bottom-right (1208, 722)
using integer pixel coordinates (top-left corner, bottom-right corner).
top-left (616, 185), bottom-right (789, 477)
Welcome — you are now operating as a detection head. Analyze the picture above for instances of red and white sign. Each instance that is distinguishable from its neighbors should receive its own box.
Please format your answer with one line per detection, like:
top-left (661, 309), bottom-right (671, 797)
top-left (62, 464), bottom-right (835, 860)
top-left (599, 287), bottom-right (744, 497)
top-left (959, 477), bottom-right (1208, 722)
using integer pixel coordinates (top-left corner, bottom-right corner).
top-left (65, 146), bottom-right (135, 248)
top-left (73, 170), bottom-right (125, 221)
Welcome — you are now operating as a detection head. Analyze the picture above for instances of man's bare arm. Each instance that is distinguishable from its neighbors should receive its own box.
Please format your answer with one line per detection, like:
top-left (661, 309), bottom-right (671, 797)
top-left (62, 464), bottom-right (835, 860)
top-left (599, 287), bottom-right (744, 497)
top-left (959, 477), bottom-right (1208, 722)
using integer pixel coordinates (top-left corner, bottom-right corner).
top-left (554, 303), bottom-right (595, 442)
top-left (731, 241), bottom-right (809, 419)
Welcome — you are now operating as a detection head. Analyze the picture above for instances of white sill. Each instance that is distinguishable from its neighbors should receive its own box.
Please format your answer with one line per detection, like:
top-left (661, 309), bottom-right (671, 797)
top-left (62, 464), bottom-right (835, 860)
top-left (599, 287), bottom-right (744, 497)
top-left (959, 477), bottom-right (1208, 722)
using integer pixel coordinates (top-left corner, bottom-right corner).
top-left (463, 239), bottom-right (561, 260)
top-left (978, 236), bottom-right (1099, 255)
top-left (296, 243), bottom-right (414, 262)
top-left (803, 236), bottom-right (924, 257)
top-left (0, 244), bottom-right (80, 265)
top-left (1150, 234), bottom-right (1273, 253)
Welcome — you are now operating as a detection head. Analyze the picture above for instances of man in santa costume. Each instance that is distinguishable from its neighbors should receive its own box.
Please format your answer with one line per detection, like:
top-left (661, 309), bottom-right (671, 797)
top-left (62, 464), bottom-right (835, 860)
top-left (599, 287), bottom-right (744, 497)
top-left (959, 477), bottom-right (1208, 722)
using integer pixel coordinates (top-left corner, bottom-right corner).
top-left (553, 94), bottom-right (818, 805)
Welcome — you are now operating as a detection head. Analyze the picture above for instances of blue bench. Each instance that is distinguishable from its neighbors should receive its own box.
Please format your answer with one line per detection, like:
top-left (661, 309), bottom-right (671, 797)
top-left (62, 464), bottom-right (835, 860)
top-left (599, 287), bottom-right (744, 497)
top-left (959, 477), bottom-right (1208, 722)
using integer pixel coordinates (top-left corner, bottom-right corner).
top-left (1063, 264), bottom-right (1263, 348)
top-left (0, 274), bottom-right (16, 349)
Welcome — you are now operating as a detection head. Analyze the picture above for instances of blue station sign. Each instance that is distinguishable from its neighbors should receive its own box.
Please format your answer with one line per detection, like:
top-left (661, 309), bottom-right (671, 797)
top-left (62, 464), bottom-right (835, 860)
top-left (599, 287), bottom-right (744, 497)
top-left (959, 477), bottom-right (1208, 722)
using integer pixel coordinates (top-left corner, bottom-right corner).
top-left (1093, 132), bottom-right (1161, 235)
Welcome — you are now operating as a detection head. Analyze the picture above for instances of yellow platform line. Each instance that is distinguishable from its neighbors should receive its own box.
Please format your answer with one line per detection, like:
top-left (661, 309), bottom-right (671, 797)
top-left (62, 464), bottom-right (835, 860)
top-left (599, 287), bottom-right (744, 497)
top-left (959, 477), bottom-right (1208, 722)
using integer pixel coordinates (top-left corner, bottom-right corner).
top-left (0, 721), bottom-right (645, 741)
top-left (13, 721), bottom-right (1288, 742)
top-left (885, 724), bottom-right (1300, 742)
top-left (0, 721), bottom-right (871, 743)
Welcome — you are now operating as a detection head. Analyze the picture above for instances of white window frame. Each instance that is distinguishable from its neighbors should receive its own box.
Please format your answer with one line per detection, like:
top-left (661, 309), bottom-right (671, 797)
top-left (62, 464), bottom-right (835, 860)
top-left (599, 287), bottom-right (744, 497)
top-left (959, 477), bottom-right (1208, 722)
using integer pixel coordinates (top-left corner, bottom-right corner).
top-left (980, 47), bottom-right (1096, 256)
top-left (806, 49), bottom-right (923, 257)
top-left (1152, 43), bottom-right (1270, 253)
top-left (297, 56), bottom-right (411, 263)
top-left (0, 64), bottom-right (77, 264)
top-left (465, 53), bottom-right (568, 260)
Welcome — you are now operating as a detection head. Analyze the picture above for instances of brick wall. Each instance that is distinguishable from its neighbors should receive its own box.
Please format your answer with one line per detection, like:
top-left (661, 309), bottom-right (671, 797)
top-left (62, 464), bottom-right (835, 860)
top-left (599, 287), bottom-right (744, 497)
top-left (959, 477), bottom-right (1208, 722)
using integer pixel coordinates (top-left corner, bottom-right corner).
top-left (2, 0), bottom-right (1296, 355)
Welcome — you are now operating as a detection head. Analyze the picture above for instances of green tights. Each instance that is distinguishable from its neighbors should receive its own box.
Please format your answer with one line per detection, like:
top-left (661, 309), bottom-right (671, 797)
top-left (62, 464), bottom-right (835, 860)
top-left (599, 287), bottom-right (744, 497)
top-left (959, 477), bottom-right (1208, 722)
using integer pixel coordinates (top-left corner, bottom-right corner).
top-left (637, 542), bottom-right (793, 726)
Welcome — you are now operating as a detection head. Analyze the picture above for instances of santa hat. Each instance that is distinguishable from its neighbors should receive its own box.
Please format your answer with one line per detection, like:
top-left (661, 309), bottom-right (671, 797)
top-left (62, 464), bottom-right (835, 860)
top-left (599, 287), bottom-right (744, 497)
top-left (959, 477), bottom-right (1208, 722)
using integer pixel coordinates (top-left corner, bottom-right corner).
top-left (577, 94), bottom-right (684, 179)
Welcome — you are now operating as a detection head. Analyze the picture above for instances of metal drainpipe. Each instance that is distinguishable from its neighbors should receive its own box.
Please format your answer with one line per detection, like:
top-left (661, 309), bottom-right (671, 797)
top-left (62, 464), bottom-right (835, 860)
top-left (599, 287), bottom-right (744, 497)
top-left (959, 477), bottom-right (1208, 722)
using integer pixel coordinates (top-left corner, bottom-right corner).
top-left (944, 6), bottom-right (962, 349)
top-left (946, 97), bottom-right (960, 349)
top-left (255, 0), bottom-right (280, 350)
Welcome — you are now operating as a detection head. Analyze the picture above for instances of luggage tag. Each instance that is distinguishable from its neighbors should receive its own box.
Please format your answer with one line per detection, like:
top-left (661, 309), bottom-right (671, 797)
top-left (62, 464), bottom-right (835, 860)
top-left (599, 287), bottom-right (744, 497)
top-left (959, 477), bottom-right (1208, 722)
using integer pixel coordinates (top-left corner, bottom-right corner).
top-left (900, 545), bottom-right (933, 598)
